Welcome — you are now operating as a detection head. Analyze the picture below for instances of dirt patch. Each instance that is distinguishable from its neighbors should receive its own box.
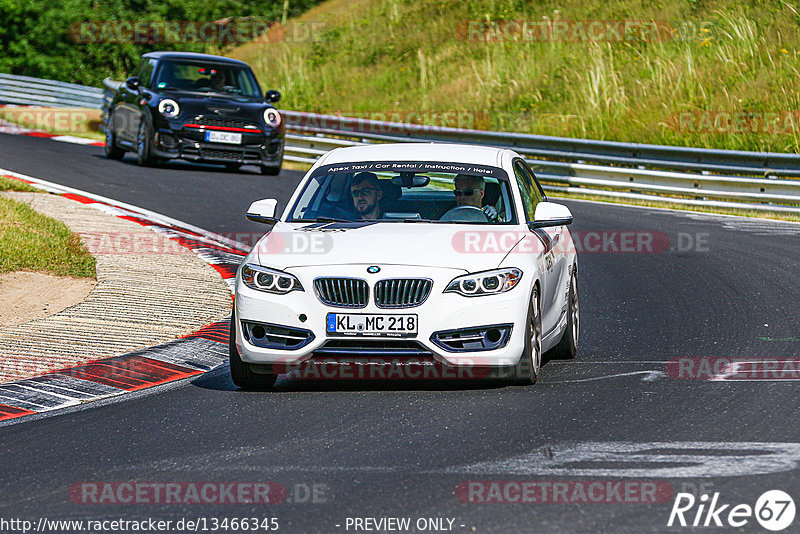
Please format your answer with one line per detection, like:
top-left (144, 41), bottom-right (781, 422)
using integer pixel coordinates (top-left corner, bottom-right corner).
top-left (0, 271), bottom-right (96, 327)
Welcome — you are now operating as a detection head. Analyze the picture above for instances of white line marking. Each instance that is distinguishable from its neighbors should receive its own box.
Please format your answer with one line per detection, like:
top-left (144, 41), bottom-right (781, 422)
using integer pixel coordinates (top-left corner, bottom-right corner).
top-left (546, 370), bottom-right (666, 383)
top-left (447, 442), bottom-right (800, 478)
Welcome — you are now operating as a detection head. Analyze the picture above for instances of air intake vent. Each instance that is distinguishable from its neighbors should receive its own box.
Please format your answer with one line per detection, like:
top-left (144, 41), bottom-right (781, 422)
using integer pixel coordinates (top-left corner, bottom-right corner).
top-left (375, 279), bottom-right (432, 308)
top-left (314, 278), bottom-right (369, 308)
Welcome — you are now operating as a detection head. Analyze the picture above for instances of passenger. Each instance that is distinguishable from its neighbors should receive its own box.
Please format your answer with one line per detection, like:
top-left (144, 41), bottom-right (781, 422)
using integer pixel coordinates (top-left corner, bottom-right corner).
top-left (452, 173), bottom-right (500, 222)
top-left (350, 172), bottom-right (384, 220)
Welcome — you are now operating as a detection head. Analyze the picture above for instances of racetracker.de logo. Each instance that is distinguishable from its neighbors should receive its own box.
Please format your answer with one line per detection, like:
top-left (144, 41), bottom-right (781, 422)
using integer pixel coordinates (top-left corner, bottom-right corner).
top-left (69, 482), bottom-right (286, 504)
top-left (667, 357), bottom-right (800, 380)
top-left (272, 359), bottom-right (493, 380)
top-left (451, 230), bottom-right (673, 254)
top-left (456, 480), bottom-right (674, 503)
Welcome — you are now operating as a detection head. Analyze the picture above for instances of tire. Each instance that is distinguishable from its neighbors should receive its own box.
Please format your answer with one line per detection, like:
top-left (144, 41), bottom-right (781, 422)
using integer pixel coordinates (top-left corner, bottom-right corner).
top-left (136, 120), bottom-right (156, 167)
top-left (511, 285), bottom-right (542, 385)
top-left (104, 115), bottom-right (125, 160)
top-left (229, 311), bottom-right (277, 390)
top-left (225, 163), bottom-right (242, 172)
top-left (260, 163), bottom-right (281, 176)
top-left (549, 266), bottom-right (579, 360)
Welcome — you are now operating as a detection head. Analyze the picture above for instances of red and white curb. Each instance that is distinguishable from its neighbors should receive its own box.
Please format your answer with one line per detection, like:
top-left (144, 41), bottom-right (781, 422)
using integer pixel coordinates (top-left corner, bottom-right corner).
top-left (0, 170), bottom-right (250, 423)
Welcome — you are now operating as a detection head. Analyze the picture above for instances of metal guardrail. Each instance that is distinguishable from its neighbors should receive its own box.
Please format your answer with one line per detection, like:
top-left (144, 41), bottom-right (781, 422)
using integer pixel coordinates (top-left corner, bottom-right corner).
top-left (280, 111), bottom-right (800, 214)
top-left (7, 75), bottom-right (800, 214)
top-left (0, 73), bottom-right (104, 109)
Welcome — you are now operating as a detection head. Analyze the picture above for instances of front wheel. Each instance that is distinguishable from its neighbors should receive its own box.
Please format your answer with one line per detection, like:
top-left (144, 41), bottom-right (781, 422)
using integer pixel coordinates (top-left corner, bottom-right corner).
top-left (511, 286), bottom-right (542, 385)
top-left (549, 267), bottom-right (579, 360)
top-left (136, 120), bottom-right (156, 167)
top-left (104, 117), bottom-right (125, 160)
top-left (229, 311), bottom-right (277, 390)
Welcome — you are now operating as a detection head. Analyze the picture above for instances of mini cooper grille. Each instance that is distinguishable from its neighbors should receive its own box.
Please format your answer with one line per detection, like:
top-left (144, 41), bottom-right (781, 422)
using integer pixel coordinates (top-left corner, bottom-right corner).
top-left (375, 279), bottom-right (432, 308)
top-left (193, 116), bottom-right (259, 129)
top-left (314, 278), bottom-right (369, 308)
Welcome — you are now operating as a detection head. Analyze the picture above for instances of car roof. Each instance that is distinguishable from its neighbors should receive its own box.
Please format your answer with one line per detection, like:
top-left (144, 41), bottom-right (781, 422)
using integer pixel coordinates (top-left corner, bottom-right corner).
top-left (142, 51), bottom-right (250, 67)
top-left (318, 143), bottom-right (514, 167)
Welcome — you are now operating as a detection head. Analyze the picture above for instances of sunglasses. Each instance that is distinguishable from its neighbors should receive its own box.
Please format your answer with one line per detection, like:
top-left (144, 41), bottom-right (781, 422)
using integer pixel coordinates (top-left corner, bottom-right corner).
top-left (351, 188), bottom-right (379, 198)
top-left (453, 188), bottom-right (477, 197)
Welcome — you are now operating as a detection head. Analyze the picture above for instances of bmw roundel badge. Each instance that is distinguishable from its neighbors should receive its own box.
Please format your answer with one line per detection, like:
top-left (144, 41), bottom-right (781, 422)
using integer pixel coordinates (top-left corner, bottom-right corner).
top-left (367, 266), bottom-right (381, 274)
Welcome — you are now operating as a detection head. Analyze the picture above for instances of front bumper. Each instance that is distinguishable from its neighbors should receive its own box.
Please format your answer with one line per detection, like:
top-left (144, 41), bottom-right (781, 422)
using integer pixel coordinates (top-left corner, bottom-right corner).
top-left (151, 124), bottom-right (284, 166)
top-left (234, 264), bottom-right (529, 370)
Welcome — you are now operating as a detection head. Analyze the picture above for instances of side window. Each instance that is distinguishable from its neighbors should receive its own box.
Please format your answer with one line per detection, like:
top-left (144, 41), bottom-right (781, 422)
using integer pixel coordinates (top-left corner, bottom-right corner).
top-left (521, 161), bottom-right (545, 204)
top-left (513, 160), bottom-right (536, 221)
top-left (137, 59), bottom-right (156, 89)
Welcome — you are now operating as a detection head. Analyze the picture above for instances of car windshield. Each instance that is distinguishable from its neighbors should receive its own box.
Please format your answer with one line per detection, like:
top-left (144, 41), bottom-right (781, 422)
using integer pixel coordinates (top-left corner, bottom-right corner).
top-left (152, 60), bottom-right (262, 98)
top-left (288, 161), bottom-right (517, 224)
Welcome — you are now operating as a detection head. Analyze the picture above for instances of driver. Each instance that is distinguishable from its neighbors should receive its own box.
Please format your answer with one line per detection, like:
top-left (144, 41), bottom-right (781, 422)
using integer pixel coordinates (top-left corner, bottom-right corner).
top-left (210, 70), bottom-right (226, 91)
top-left (453, 174), bottom-right (501, 222)
top-left (350, 172), bottom-right (384, 220)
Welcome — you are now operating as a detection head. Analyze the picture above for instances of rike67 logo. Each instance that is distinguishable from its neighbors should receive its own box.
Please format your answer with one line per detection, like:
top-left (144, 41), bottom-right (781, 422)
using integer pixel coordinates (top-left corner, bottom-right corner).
top-left (668, 490), bottom-right (795, 531)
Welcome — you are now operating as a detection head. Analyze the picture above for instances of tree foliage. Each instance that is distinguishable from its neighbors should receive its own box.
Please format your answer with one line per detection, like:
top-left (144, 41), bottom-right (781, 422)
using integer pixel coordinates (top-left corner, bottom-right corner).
top-left (0, 0), bottom-right (322, 86)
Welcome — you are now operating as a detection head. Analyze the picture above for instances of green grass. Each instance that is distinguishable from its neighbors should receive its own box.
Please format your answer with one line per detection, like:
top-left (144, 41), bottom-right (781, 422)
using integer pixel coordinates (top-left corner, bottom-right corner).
top-left (0, 176), bottom-right (38, 193)
top-left (0, 195), bottom-right (96, 278)
top-left (233, 0), bottom-right (800, 153)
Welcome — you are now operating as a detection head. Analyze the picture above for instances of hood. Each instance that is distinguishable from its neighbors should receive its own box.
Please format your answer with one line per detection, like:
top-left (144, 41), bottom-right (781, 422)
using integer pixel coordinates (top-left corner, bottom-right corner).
top-left (252, 221), bottom-right (525, 272)
top-left (157, 92), bottom-right (277, 125)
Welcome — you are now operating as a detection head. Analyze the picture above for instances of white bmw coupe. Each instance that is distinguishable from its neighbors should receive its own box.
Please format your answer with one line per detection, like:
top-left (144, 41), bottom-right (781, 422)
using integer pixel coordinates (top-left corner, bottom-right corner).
top-left (230, 143), bottom-right (579, 388)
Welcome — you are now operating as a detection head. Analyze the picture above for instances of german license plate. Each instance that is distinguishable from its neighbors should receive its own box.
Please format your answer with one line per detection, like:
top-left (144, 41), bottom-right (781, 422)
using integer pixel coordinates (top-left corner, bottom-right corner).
top-left (326, 313), bottom-right (418, 337)
top-left (206, 131), bottom-right (242, 144)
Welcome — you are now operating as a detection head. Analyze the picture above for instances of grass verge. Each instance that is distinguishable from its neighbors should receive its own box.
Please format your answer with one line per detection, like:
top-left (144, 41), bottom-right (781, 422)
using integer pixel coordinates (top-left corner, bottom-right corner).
top-left (233, 0), bottom-right (800, 154)
top-left (0, 191), bottom-right (96, 278)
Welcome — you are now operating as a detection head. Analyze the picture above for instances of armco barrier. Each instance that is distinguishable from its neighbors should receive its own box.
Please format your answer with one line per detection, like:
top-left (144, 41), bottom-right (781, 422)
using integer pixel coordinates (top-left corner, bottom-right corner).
top-left (7, 74), bottom-right (800, 214)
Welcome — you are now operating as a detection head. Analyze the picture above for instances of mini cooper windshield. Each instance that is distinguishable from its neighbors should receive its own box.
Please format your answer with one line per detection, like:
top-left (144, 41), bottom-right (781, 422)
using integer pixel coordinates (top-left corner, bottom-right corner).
top-left (152, 60), bottom-right (262, 98)
top-left (289, 161), bottom-right (518, 224)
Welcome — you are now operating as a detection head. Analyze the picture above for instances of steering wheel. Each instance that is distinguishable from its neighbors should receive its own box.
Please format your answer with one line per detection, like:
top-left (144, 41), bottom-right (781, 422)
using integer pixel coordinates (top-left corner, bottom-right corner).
top-left (439, 205), bottom-right (489, 223)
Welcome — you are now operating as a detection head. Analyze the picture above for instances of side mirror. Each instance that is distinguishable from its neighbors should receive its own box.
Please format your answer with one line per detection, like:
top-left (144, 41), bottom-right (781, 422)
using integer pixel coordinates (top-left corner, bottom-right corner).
top-left (265, 90), bottom-right (281, 103)
top-left (125, 77), bottom-right (141, 91)
top-left (528, 201), bottom-right (573, 229)
top-left (246, 198), bottom-right (279, 224)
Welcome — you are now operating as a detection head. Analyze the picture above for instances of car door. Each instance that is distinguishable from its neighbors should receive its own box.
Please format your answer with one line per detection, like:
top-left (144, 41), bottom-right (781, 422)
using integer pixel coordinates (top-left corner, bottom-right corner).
top-left (117, 58), bottom-right (156, 143)
top-left (513, 159), bottom-right (560, 336)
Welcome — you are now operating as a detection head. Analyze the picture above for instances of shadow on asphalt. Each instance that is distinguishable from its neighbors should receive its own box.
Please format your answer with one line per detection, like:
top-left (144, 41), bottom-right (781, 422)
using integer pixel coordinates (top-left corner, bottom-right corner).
top-left (190, 365), bottom-right (509, 393)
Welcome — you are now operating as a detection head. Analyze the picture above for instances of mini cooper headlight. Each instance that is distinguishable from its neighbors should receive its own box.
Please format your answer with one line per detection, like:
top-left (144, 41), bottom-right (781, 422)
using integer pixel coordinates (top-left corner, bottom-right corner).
top-left (158, 99), bottom-right (180, 118)
top-left (241, 264), bottom-right (303, 294)
top-left (444, 268), bottom-right (522, 297)
top-left (263, 108), bottom-right (281, 128)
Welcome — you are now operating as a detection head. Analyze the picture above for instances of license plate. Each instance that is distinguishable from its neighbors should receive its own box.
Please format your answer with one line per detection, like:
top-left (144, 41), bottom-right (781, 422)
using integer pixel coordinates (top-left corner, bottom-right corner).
top-left (326, 313), bottom-right (418, 337)
top-left (205, 131), bottom-right (242, 144)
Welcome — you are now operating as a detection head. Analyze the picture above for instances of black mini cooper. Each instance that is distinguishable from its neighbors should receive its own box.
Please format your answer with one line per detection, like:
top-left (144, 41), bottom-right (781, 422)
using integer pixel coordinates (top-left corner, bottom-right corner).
top-left (104, 51), bottom-right (284, 175)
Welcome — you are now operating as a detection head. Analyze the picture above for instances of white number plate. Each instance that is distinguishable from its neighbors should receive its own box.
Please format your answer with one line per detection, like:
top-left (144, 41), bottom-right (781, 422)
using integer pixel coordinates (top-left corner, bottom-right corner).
top-left (326, 313), bottom-right (418, 337)
top-left (205, 131), bottom-right (242, 144)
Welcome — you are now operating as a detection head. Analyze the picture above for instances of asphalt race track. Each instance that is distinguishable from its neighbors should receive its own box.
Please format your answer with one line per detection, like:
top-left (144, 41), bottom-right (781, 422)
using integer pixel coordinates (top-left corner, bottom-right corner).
top-left (1, 132), bottom-right (799, 532)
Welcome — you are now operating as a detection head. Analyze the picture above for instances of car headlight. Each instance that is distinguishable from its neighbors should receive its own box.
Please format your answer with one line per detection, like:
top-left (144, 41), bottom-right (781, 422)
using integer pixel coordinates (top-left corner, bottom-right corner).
top-left (444, 268), bottom-right (522, 297)
top-left (263, 108), bottom-right (281, 128)
top-left (241, 264), bottom-right (303, 294)
top-left (158, 99), bottom-right (180, 118)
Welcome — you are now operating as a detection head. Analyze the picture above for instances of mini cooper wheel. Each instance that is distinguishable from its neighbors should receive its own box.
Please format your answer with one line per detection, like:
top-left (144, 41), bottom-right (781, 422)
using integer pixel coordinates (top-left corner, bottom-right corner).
top-left (549, 266), bottom-right (579, 360)
top-left (512, 286), bottom-right (542, 385)
top-left (104, 115), bottom-right (125, 160)
top-left (136, 120), bottom-right (156, 167)
top-left (229, 311), bottom-right (277, 390)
